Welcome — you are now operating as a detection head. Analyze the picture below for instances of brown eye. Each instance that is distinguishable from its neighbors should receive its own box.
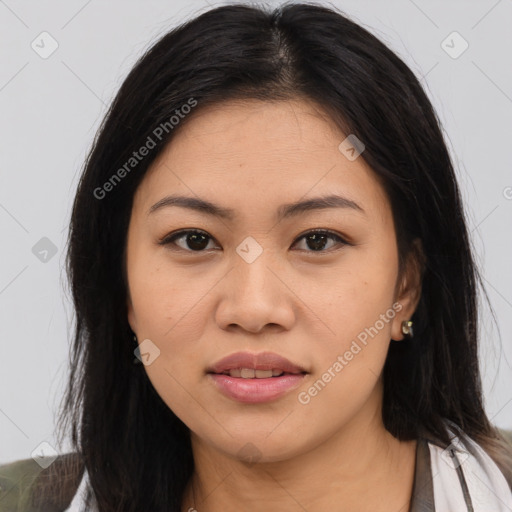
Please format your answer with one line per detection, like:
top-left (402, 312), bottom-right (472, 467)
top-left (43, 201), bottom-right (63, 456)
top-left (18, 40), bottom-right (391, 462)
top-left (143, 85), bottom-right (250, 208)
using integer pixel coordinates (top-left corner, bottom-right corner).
top-left (159, 228), bottom-right (349, 254)
top-left (292, 230), bottom-right (349, 252)
top-left (159, 230), bottom-right (217, 252)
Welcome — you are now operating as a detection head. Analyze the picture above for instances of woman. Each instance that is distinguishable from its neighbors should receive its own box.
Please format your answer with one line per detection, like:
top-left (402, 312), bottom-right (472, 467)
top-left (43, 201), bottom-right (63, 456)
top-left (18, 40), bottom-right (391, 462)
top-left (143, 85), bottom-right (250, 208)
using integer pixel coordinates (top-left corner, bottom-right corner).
top-left (1, 2), bottom-right (511, 511)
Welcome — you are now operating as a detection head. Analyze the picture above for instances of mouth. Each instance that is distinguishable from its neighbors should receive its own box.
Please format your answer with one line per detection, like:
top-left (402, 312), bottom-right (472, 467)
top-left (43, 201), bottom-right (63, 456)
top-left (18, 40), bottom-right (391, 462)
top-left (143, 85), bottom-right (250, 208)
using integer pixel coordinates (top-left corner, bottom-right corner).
top-left (206, 351), bottom-right (309, 403)
top-left (207, 350), bottom-right (308, 375)
top-left (212, 368), bottom-right (305, 378)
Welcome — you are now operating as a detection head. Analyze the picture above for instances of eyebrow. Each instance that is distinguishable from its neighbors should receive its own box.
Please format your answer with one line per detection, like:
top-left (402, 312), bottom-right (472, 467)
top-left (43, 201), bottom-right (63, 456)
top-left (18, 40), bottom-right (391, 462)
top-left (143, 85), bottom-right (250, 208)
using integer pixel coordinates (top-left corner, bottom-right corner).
top-left (147, 193), bottom-right (365, 221)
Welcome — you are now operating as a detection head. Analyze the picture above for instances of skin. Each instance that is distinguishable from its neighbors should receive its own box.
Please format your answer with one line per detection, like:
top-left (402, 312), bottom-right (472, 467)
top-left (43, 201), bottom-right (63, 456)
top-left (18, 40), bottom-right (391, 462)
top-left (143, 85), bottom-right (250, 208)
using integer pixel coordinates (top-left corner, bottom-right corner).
top-left (126, 98), bottom-right (423, 512)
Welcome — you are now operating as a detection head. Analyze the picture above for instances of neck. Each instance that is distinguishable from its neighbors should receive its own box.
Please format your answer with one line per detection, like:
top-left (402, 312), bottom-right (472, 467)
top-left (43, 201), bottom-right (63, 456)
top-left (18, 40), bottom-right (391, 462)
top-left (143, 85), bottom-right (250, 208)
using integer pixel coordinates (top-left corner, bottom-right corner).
top-left (181, 403), bottom-right (416, 512)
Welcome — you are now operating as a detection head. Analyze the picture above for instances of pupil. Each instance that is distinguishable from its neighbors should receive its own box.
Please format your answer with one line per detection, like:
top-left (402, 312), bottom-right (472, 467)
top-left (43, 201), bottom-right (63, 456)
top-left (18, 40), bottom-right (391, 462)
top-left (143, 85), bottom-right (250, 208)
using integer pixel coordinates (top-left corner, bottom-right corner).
top-left (188, 233), bottom-right (208, 250)
top-left (307, 233), bottom-right (327, 251)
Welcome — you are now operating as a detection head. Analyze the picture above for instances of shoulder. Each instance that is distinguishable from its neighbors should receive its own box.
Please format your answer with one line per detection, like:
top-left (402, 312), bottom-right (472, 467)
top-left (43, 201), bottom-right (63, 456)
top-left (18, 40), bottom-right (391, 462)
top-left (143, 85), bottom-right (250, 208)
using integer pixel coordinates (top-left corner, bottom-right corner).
top-left (0, 452), bottom-right (84, 512)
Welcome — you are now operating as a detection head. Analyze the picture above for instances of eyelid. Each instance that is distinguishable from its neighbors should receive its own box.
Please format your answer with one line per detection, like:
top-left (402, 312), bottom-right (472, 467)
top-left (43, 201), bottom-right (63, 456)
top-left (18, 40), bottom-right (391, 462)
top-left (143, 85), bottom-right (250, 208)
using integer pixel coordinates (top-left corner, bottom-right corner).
top-left (294, 228), bottom-right (351, 246)
top-left (158, 229), bottom-right (219, 248)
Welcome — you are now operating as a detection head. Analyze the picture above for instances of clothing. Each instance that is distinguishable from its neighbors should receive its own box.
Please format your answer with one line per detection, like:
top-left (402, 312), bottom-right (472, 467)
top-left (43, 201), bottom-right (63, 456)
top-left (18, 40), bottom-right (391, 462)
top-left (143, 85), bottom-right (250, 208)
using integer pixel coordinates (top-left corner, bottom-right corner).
top-left (63, 464), bottom-right (90, 512)
top-left (412, 425), bottom-right (512, 511)
top-left (2, 425), bottom-right (512, 511)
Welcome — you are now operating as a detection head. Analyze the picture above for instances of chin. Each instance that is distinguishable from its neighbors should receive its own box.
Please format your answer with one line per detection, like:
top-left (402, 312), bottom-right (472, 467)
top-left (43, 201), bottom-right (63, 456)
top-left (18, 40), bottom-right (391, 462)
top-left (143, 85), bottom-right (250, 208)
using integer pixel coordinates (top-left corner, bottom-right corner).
top-left (205, 429), bottom-right (309, 465)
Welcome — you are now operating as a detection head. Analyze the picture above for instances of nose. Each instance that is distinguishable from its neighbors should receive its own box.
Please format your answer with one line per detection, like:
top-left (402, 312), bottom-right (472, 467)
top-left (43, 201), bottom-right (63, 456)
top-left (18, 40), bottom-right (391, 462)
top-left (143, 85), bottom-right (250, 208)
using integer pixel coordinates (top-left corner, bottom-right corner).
top-left (214, 250), bottom-right (296, 334)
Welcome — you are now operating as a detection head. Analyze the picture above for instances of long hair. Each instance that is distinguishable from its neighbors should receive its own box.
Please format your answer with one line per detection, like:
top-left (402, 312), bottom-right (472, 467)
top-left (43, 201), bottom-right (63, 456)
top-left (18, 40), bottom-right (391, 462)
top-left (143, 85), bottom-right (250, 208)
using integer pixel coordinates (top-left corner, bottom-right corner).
top-left (55, 2), bottom-right (512, 510)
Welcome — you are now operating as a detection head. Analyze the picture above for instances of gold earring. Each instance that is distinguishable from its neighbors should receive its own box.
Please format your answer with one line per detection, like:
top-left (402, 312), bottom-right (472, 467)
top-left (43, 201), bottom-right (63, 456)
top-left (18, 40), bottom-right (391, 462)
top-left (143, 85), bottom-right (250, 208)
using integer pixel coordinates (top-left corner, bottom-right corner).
top-left (401, 320), bottom-right (414, 338)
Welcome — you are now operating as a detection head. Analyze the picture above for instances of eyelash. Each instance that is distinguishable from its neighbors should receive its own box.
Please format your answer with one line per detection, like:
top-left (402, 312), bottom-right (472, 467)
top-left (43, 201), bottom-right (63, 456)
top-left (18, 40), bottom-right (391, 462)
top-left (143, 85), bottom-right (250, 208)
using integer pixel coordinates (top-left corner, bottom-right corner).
top-left (158, 228), bottom-right (350, 254)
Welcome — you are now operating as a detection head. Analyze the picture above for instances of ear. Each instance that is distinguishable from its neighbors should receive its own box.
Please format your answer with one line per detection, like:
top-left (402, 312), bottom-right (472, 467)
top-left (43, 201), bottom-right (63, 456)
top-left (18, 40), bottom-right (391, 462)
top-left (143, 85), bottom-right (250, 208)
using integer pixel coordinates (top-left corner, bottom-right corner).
top-left (390, 238), bottom-right (424, 341)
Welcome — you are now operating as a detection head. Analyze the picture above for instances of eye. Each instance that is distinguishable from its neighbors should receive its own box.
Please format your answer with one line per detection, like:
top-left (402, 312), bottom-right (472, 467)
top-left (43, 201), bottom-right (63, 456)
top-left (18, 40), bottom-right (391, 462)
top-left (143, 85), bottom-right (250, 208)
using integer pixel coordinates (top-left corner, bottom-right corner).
top-left (159, 228), bottom-right (349, 253)
top-left (159, 229), bottom-right (218, 252)
top-left (292, 229), bottom-right (349, 253)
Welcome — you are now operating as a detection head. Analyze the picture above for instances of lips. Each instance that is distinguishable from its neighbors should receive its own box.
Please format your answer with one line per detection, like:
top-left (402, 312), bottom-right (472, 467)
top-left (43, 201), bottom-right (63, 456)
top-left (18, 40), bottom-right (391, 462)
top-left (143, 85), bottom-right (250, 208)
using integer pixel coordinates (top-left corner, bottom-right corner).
top-left (206, 351), bottom-right (307, 403)
top-left (206, 351), bottom-right (309, 403)
top-left (207, 351), bottom-right (308, 376)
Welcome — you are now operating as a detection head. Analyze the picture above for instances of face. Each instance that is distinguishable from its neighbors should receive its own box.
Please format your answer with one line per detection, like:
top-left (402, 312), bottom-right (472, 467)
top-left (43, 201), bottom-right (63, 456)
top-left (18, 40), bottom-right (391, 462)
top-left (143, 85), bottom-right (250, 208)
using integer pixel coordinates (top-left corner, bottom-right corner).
top-left (125, 98), bottom-right (421, 463)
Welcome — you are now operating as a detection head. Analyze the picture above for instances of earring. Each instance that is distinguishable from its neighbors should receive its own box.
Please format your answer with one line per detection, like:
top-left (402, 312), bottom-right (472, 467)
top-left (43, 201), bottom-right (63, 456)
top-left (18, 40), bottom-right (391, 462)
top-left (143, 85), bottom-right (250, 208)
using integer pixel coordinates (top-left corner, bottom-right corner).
top-left (132, 333), bottom-right (142, 365)
top-left (401, 320), bottom-right (414, 338)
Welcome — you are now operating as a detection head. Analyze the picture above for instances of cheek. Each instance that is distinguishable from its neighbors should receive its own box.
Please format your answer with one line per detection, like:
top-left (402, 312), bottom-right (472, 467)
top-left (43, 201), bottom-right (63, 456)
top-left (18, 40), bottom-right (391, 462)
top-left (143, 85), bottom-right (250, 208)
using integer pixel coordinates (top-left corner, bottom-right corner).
top-left (290, 247), bottom-right (398, 422)
top-left (301, 243), bottom-right (398, 353)
top-left (127, 253), bottom-right (219, 412)
top-left (293, 268), bottom-right (398, 434)
top-left (128, 248), bottom-right (214, 339)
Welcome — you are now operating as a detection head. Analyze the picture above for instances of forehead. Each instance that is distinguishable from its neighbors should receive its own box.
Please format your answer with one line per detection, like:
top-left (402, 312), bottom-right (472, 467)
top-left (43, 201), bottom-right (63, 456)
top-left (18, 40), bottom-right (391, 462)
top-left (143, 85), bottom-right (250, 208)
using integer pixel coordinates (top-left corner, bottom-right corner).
top-left (133, 98), bottom-right (391, 221)
top-left (153, 98), bottom-right (348, 168)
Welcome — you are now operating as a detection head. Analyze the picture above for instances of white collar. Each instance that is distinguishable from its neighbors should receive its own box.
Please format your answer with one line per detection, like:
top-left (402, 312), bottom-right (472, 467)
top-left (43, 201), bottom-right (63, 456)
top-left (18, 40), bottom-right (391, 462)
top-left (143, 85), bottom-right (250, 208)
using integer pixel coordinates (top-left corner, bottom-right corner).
top-left (428, 426), bottom-right (512, 511)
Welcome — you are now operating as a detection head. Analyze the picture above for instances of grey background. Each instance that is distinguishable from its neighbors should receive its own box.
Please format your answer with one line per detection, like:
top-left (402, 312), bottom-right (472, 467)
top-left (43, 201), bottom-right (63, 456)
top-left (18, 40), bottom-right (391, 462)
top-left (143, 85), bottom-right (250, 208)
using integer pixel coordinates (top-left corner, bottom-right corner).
top-left (1, 0), bottom-right (511, 464)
